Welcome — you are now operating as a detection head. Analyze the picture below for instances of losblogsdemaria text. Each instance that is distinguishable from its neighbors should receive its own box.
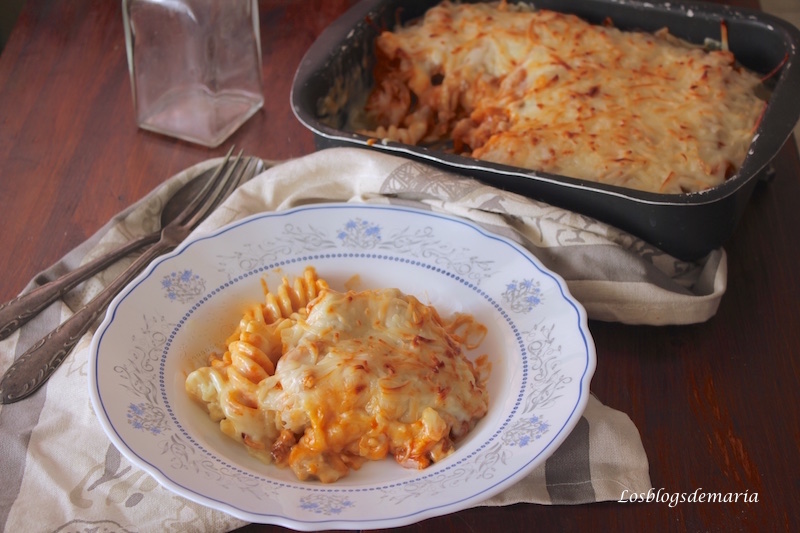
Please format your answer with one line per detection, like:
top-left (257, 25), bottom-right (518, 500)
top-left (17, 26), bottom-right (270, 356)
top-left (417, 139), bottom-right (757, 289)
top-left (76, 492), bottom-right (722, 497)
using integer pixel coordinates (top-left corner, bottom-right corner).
top-left (618, 488), bottom-right (759, 508)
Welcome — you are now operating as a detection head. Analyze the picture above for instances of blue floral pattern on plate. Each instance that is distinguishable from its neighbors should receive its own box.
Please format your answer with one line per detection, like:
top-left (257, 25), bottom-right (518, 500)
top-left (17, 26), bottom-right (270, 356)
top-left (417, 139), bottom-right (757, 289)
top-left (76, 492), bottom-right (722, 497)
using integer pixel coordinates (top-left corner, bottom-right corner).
top-left (161, 269), bottom-right (205, 303)
top-left (217, 216), bottom-right (496, 286)
top-left (503, 278), bottom-right (544, 312)
top-left (126, 402), bottom-right (168, 436)
top-left (337, 218), bottom-right (382, 247)
top-left (299, 494), bottom-right (356, 515)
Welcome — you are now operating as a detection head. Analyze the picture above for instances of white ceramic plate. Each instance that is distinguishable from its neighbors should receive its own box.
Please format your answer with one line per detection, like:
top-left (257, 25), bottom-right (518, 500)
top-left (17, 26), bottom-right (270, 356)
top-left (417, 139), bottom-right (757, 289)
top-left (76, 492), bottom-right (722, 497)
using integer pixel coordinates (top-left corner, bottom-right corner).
top-left (89, 204), bottom-right (595, 530)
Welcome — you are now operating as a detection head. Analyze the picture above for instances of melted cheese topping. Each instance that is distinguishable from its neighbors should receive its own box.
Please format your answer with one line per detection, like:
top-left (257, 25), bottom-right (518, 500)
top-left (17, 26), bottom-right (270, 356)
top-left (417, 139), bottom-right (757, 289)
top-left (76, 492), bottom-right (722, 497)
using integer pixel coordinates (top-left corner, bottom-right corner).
top-left (358, 1), bottom-right (766, 194)
top-left (185, 268), bottom-right (489, 483)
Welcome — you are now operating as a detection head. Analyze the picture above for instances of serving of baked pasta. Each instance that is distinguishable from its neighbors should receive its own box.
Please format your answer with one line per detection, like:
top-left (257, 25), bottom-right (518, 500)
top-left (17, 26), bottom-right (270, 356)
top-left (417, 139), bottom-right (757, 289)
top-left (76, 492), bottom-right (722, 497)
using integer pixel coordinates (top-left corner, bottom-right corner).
top-left (185, 266), bottom-right (490, 483)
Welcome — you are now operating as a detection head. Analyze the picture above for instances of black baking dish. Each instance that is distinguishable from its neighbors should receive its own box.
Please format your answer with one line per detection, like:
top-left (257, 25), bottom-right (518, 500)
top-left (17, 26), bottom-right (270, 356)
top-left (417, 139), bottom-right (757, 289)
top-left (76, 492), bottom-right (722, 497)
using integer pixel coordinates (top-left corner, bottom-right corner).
top-left (291, 0), bottom-right (800, 261)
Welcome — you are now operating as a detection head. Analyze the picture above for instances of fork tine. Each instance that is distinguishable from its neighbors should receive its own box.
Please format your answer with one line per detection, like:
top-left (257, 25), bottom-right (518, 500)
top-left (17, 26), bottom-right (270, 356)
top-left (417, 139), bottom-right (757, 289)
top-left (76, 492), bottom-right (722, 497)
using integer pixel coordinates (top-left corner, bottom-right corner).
top-left (206, 152), bottom-right (249, 212)
top-left (180, 149), bottom-right (247, 230)
top-left (168, 146), bottom-right (236, 231)
top-left (242, 156), bottom-right (263, 181)
top-left (214, 156), bottom-right (259, 207)
top-left (202, 155), bottom-right (263, 217)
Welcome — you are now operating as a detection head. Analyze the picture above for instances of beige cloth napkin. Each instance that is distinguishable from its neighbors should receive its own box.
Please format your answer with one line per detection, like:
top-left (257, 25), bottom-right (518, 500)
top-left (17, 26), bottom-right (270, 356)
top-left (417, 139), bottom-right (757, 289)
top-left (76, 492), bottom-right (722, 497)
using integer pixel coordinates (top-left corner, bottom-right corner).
top-left (0, 147), bottom-right (728, 531)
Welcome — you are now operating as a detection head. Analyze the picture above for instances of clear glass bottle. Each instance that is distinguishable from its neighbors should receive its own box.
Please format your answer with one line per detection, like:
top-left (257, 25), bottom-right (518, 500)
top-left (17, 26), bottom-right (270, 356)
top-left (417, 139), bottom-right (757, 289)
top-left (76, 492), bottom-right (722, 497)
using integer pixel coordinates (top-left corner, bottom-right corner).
top-left (122, 0), bottom-right (264, 147)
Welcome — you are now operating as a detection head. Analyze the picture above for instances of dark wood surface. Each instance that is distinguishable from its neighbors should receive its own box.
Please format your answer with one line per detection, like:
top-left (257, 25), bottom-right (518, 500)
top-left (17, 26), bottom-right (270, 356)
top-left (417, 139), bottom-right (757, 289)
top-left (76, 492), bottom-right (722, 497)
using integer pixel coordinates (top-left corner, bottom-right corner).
top-left (1, 1), bottom-right (798, 531)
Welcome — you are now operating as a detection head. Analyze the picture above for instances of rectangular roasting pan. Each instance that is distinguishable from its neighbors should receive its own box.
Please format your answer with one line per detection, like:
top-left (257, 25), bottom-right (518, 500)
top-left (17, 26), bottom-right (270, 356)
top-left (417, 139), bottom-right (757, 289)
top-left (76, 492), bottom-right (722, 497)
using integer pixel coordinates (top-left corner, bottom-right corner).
top-left (291, 0), bottom-right (800, 261)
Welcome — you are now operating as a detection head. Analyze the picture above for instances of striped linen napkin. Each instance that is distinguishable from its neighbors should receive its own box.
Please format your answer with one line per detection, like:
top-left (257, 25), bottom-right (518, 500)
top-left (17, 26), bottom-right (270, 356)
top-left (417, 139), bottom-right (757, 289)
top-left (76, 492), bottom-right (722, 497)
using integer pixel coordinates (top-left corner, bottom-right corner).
top-left (2, 147), bottom-right (728, 531)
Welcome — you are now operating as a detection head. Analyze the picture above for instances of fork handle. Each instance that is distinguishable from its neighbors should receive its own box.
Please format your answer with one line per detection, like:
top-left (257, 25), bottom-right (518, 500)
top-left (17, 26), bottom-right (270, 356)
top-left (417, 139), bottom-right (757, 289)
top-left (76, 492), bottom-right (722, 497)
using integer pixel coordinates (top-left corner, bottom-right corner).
top-left (0, 231), bottom-right (161, 341)
top-left (0, 239), bottom-right (173, 404)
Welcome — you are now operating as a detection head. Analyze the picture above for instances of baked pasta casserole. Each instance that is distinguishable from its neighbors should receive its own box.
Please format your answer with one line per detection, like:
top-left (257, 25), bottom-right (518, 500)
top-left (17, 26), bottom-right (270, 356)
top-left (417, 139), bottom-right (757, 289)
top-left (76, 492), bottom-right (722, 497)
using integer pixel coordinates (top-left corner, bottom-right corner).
top-left (185, 267), bottom-right (490, 483)
top-left (357, 1), bottom-right (767, 194)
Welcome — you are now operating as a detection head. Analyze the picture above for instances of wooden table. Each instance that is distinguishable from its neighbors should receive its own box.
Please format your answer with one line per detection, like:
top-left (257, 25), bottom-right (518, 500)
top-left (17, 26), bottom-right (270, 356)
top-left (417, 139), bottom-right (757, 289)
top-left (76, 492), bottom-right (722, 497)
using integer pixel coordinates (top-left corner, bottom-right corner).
top-left (1, 1), bottom-right (798, 531)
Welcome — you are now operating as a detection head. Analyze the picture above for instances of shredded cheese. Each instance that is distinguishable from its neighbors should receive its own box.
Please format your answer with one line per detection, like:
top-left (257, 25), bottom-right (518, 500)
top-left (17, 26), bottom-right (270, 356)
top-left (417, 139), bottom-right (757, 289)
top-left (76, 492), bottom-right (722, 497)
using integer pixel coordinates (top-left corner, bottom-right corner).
top-left (358, 1), bottom-right (766, 194)
top-left (185, 267), bottom-right (490, 483)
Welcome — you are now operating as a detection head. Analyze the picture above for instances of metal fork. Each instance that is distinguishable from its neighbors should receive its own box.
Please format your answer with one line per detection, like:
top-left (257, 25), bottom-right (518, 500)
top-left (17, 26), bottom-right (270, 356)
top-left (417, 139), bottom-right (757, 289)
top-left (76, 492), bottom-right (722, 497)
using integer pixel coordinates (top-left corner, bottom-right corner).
top-left (0, 150), bottom-right (260, 404)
